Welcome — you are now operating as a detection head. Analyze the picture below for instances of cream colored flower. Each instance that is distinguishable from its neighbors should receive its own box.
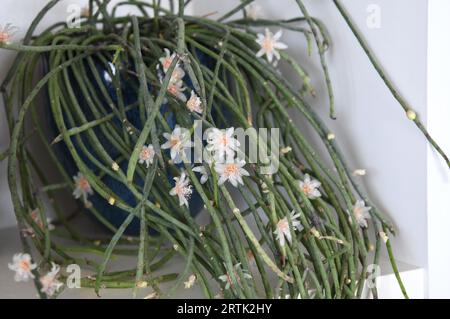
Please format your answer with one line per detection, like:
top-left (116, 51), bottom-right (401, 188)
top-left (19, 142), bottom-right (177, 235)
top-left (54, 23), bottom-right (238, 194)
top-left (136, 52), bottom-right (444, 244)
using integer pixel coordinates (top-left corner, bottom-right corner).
top-left (30, 209), bottom-right (55, 231)
top-left (159, 48), bottom-right (185, 84)
top-left (352, 169), bottom-right (367, 176)
top-left (170, 67), bottom-right (185, 83)
top-left (298, 174), bottom-right (321, 200)
top-left (8, 253), bottom-right (37, 282)
top-left (245, 4), bottom-right (263, 21)
top-left (170, 171), bottom-right (193, 207)
top-left (206, 127), bottom-right (240, 161)
top-left (40, 263), bottom-right (63, 297)
top-left (72, 172), bottom-right (94, 204)
top-left (159, 48), bottom-right (177, 73)
top-left (186, 90), bottom-right (203, 114)
top-left (215, 159), bottom-right (249, 187)
top-left (218, 263), bottom-right (252, 290)
top-left (184, 274), bottom-right (197, 289)
top-left (352, 200), bottom-right (371, 228)
top-left (274, 210), bottom-right (301, 247)
top-left (139, 144), bottom-right (155, 168)
top-left (0, 24), bottom-right (17, 44)
top-left (167, 79), bottom-right (187, 102)
top-left (161, 126), bottom-right (193, 161)
top-left (255, 29), bottom-right (288, 63)
top-left (192, 165), bottom-right (209, 184)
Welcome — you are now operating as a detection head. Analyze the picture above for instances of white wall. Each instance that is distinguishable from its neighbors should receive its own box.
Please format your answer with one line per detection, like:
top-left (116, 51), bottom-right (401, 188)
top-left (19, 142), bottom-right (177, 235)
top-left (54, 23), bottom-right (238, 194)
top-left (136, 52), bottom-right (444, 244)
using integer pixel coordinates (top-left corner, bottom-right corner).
top-left (427, 0), bottom-right (450, 298)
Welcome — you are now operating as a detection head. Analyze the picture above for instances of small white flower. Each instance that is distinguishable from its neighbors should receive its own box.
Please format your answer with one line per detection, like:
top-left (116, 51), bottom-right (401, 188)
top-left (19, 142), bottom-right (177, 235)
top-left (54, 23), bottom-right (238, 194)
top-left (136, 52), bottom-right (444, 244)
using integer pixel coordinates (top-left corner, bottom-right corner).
top-left (184, 274), bottom-right (197, 289)
top-left (206, 127), bottom-right (240, 161)
top-left (255, 29), bottom-right (288, 63)
top-left (218, 263), bottom-right (252, 290)
top-left (73, 172), bottom-right (94, 204)
top-left (298, 174), bottom-right (321, 200)
top-left (159, 48), bottom-right (177, 73)
top-left (352, 200), bottom-right (371, 228)
top-left (192, 165), bottom-right (209, 184)
top-left (274, 210), bottom-right (301, 247)
top-left (161, 126), bottom-right (193, 161)
top-left (30, 209), bottom-right (55, 231)
top-left (159, 48), bottom-right (185, 82)
top-left (139, 144), bottom-right (155, 168)
top-left (170, 171), bottom-right (193, 207)
top-left (170, 67), bottom-right (186, 83)
top-left (352, 169), bottom-right (367, 176)
top-left (40, 263), bottom-right (63, 297)
top-left (167, 79), bottom-right (187, 102)
top-left (8, 253), bottom-right (37, 282)
top-left (245, 4), bottom-right (263, 21)
top-left (0, 24), bottom-right (18, 44)
top-left (186, 90), bottom-right (203, 114)
top-left (215, 159), bottom-right (249, 187)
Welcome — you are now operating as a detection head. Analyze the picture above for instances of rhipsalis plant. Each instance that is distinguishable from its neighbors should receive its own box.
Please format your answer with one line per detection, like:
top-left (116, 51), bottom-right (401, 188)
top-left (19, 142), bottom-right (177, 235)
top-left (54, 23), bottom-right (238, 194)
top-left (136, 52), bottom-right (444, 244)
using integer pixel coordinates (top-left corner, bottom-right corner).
top-left (1, 0), bottom-right (447, 299)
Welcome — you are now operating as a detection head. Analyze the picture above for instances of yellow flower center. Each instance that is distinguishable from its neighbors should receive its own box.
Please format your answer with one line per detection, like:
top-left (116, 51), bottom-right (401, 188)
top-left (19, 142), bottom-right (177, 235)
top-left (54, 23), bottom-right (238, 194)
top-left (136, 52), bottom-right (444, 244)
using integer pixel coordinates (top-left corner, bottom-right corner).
top-left (224, 163), bottom-right (238, 176)
top-left (262, 38), bottom-right (274, 51)
top-left (20, 261), bottom-right (30, 271)
top-left (278, 218), bottom-right (289, 232)
top-left (78, 177), bottom-right (90, 191)
top-left (140, 148), bottom-right (152, 160)
top-left (302, 183), bottom-right (312, 195)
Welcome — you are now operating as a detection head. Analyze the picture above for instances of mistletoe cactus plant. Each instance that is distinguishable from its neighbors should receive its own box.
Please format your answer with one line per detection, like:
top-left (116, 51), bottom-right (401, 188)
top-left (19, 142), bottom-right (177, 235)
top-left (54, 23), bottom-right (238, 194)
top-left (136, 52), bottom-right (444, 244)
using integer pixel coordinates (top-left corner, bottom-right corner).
top-left (1, 0), bottom-right (448, 299)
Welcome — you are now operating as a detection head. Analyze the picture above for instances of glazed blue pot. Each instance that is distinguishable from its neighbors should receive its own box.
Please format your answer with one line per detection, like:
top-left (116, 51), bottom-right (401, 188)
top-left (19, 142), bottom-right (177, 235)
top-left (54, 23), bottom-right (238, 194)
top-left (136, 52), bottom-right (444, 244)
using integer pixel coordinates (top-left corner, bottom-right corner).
top-left (46, 51), bottom-right (214, 235)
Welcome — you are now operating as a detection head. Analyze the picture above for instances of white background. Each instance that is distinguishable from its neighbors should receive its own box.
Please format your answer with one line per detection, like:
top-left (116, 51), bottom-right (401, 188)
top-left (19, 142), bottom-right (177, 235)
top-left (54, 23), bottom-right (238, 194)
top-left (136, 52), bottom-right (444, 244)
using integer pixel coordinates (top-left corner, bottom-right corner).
top-left (0, 0), bottom-right (449, 297)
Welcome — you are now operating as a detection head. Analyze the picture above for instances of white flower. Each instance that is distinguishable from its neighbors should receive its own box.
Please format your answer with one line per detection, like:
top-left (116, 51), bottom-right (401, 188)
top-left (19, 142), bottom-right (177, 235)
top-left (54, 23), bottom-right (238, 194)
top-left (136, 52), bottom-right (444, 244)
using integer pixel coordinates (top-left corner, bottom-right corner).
top-left (192, 165), bottom-right (209, 184)
top-left (218, 263), bottom-right (252, 290)
top-left (161, 126), bottom-right (193, 161)
top-left (144, 291), bottom-right (159, 299)
top-left (352, 169), bottom-right (367, 176)
top-left (274, 210), bottom-right (301, 247)
top-left (170, 171), bottom-right (193, 207)
top-left (170, 67), bottom-right (185, 83)
top-left (30, 209), bottom-right (55, 231)
top-left (245, 4), bottom-right (263, 20)
top-left (159, 48), bottom-right (185, 83)
top-left (215, 159), bottom-right (249, 187)
top-left (298, 174), bottom-right (321, 200)
top-left (167, 79), bottom-right (187, 102)
top-left (255, 29), bottom-right (288, 63)
top-left (40, 263), bottom-right (63, 297)
top-left (206, 127), bottom-right (240, 161)
top-left (352, 200), bottom-right (371, 228)
top-left (184, 274), bottom-right (197, 289)
top-left (186, 90), bottom-right (203, 114)
top-left (8, 253), bottom-right (37, 282)
top-left (159, 48), bottom-right (177, 73)
top-left (139, 144), bottom-right (155, 168)
top-left (73, 172), bottom-right (94, 204)
top-left (0, 24), bottom-right (17, 44)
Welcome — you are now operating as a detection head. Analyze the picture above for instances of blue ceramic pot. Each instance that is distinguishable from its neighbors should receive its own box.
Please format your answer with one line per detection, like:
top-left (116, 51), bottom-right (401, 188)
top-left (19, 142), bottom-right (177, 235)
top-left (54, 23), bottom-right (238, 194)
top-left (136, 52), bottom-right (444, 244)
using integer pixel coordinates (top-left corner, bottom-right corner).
top-left (46, 52), bottom-right (213, 235)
